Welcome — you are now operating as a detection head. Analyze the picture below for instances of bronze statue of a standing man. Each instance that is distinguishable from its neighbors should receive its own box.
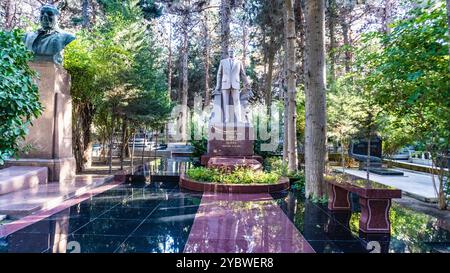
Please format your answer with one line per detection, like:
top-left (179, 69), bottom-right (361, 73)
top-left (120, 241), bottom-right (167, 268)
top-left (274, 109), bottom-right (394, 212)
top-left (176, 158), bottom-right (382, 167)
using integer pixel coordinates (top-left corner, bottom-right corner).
top-left (24, 4), bottom-right (76, 65)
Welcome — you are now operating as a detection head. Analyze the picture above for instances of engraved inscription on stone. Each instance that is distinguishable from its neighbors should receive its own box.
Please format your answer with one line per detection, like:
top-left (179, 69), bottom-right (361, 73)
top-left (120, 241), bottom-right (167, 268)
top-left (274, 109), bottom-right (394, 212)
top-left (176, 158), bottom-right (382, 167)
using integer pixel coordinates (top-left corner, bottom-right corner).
top-left (222, 140), bottom-right (240, 148)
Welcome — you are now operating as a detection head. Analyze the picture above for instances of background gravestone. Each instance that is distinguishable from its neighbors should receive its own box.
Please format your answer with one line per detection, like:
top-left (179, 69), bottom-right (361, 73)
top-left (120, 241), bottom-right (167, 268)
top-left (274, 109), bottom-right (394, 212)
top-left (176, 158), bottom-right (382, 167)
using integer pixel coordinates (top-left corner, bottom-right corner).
top-left (351, 137), bottom-right (382, 159)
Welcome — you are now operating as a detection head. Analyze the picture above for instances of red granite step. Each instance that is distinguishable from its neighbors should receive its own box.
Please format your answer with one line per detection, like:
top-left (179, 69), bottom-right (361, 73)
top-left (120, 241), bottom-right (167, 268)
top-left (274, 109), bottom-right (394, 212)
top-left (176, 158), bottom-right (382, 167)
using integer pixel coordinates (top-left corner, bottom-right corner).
top-left (0, 166), bottom-right (48, 196)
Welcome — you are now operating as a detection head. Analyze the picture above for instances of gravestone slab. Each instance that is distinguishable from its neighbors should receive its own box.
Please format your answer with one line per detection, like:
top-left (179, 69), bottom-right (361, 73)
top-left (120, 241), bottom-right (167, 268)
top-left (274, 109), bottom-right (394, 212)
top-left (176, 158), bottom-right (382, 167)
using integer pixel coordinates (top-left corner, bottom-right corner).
top-left (206, 122), bottom-right (255, 156)
top-left (351, 137), bottom-right (382, 159)
top-left (364, 168), bottom-right (404, 176)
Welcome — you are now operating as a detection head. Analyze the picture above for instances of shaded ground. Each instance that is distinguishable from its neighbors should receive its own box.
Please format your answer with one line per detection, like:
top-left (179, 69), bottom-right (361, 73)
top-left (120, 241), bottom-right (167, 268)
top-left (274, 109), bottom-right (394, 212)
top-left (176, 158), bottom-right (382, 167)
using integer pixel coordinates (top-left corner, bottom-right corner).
top-left (394, 196), bottom-right (450, 226)
top-left (1, 180), bottom-right (449, 253)
top-left (79, 157), bottom-right (157, 175)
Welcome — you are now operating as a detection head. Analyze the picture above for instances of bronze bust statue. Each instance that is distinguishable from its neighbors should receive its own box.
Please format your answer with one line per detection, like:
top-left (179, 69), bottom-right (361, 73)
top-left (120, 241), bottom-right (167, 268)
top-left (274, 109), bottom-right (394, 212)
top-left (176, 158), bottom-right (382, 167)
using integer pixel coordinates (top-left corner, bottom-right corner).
top-left (24, 4), bottom-right (76, 65)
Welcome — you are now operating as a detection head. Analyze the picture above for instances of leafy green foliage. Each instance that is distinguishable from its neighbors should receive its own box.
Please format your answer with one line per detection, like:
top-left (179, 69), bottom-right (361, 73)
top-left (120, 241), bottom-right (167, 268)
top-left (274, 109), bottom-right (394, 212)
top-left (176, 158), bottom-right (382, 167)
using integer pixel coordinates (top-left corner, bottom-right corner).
top-left (98, 0), bottom-right (162, 21)
top-left (64, 2), bottom-right (172, 165)
top-left (190, 136), bottom-right (207, 158)
top-left (188, 115), bottom-right (207, 158)
top-left (0, 30), bottom-right (42, 165)
top-left (264, 156), bottom-right (288, 174)
top-left (327, 76), bottom-right (363, 147)
top-left (264, 156), bottom-right (305, 191)
top-left (186, 167), bottom-right (281, 184)
top-left (357, 2), bottom-right (449, 208)
top-left (366, 2), bottom-right (449, 149)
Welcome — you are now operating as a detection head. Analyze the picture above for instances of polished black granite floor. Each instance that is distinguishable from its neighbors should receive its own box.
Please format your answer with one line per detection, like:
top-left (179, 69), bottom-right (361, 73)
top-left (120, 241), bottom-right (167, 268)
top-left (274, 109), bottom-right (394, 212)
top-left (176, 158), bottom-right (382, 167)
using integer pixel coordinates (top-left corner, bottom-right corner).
top-left (0, 181), bottom-right (449, 253)
top-left (0, 181), bottom-right (202, 253)
top-left (275, 190), bottom-right (450, 253)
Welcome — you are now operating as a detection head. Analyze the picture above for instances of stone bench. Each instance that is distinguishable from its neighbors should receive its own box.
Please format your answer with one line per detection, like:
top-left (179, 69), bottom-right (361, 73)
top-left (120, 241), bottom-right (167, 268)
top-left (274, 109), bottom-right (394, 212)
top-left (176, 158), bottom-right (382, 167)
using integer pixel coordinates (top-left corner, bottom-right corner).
top-left (326, 176), bottom-right (401, 233)
top-left (0, 166), bottom-right (48, 196)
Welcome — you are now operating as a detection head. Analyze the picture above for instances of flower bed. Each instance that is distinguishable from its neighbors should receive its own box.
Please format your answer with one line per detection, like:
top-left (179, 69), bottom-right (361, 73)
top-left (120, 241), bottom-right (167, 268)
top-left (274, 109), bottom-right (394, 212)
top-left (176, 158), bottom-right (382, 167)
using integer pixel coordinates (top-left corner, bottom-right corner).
top-left (186, 167), bottom-right (280, 184)
top-left (180, 167), bottom-right (289, 193)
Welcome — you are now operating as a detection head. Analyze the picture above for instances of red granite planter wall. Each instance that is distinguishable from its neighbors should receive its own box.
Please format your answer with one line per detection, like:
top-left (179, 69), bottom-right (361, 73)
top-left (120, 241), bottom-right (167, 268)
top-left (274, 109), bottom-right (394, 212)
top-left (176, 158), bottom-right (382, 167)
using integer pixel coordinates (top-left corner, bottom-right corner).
top-left (179, 175), bottom-right (289, 194)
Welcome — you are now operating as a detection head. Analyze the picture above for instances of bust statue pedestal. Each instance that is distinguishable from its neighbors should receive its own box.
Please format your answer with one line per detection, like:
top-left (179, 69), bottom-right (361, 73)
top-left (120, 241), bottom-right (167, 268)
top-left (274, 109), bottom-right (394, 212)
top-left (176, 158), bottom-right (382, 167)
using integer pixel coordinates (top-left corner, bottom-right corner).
top-left (200, 122), bottom-right (262, 170)
top-left (6, 61), bottom-right (75, 182)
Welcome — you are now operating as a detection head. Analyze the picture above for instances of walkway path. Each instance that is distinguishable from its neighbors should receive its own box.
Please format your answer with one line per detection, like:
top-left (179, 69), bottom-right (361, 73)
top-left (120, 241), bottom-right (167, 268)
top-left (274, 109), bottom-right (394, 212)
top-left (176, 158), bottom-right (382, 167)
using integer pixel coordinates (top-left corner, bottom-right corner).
top-left (184, 193), bottom-right (315, 253)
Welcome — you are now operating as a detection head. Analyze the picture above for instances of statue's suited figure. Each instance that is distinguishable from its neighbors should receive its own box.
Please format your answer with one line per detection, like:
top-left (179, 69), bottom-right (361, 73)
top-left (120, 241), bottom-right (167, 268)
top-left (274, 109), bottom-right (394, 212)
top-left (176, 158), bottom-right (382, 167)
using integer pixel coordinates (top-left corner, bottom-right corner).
top-left (24, 4), bottom-right (75, 65)
top-left (214, 49), bottom-right (250, 123)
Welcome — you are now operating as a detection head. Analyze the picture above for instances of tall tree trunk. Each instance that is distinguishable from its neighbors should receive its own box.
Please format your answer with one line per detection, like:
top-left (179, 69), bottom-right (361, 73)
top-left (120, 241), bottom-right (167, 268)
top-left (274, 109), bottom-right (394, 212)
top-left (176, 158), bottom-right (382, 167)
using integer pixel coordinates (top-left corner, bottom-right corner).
top-left (328, 0), bottom-right (337, 83)
top-left (282, 5), bottom-right (289, 164)
top-left (168, 17), bottom-right (174, 101)
top-left (82, 0), bottom-right (91, 29)
top-left (73, 103), bottom-right (94, 172)
top-left (341, 139), bottom-right (345, 173)
top-left (341, 19), bottom-right (351, 73)
top-left (141, 131), bottom-right (146, 166)
top-left (283, 96), bottom-right (289, 162)
top-left (120, 119), bottom-right (127, 170)
top-left (3, 0), bottom-right (16, 30)
top-left (265, 36), bottom-right (276, 112)
top-left (92, 0), bottom-right (97, 25)
top-left (446, 0), bottom-right (450, 70)
top-left (284, 0), bottom-right (298, 173)
top-left (220, 0), bottom-right (231, 59)
top-left (242, 16), bottom-right (248, 68)
top-left (294, 0), bottom-right (306, 84)
top-left (366, 137), bottom-right (371, 181)
top-left (381, 0), bottom-right (392, 35)
top-left (180, 16), bottom-right (189, 142)
top-left (108, 117), bottom-right (115, 174)
top-left (131, 132), bottom-right (136, 174)
top-left (124, 127), bottom-right (131, 158)
top-left (203, 13), bottom-right (211, 108)
top-left (304, 0), bottom-right (327, 198)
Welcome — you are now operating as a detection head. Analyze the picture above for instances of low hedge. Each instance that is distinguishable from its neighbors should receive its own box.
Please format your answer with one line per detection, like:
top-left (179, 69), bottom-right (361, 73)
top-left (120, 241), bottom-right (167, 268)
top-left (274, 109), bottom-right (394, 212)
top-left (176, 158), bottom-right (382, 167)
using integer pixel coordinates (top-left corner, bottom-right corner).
top-left (186, 167), bottom-right (281, 184)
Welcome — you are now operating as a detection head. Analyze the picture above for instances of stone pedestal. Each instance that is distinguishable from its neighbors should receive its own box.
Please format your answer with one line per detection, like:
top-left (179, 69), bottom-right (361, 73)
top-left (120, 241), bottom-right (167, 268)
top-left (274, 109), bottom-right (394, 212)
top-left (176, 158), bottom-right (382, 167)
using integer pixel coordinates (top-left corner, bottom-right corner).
top-left (201, 122), bottom-right (262, 170)
top-left (207, 122), bottom-right (255, 156)
top-left (6, 61), bottom-right (75, 183)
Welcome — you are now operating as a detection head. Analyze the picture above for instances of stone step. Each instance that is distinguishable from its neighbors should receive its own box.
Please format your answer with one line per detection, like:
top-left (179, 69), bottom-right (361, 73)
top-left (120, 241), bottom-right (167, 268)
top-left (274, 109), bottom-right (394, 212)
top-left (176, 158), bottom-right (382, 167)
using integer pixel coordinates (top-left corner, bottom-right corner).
top-left (0, 175), bottom-right (113, 218)
top-left (0, 166), bottom-right (48, 196)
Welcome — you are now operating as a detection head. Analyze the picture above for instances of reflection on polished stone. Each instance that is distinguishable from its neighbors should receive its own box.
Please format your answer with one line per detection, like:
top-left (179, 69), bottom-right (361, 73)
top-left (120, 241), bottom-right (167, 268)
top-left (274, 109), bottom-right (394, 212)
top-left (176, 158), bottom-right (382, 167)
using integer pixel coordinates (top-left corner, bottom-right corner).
top-left (1, 179), bottom-right (449, 253)
top-left (0, 209), bottom-right (71, 253)
top-left (184, 193), bottom-right (315, 253)
top-left (277, 190), bottom-right (450, 253)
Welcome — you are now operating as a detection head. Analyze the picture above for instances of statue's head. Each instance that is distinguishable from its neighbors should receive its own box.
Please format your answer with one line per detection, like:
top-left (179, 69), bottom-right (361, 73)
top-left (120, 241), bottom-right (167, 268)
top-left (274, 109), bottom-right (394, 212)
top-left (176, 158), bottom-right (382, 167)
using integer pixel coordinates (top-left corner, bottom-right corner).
top-left (40, 4), bottom-right (59, 31)
top-left (228, 48), bottom-right (235, 58)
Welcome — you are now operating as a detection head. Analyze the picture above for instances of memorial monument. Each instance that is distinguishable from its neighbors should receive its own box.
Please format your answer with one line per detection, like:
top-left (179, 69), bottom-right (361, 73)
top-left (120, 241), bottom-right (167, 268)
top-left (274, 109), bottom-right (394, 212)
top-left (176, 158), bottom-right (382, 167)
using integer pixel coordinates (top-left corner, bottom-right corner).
top-left (201, 48), bottom-right (262, 169)
top-left (6, 4), bottom-right (76, 182)
top-left (349, 136), bottom-right (403, 176)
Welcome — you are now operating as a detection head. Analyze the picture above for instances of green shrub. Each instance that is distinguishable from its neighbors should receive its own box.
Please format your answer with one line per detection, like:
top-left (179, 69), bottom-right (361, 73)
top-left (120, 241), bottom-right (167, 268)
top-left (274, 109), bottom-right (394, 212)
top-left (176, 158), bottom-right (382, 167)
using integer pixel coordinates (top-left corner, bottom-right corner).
top-left (289, 170), bottom-right (305, 191)
top-left (264, 156), bottom-right (288, 175)
top-left (0, 30), bottom-right (42, 165)
top-left (189, 136), bottom-right (207, 158)
top-left (186, 167), bottom-right (281, 184)
top-left (188, 116), bottom-right (207, 158)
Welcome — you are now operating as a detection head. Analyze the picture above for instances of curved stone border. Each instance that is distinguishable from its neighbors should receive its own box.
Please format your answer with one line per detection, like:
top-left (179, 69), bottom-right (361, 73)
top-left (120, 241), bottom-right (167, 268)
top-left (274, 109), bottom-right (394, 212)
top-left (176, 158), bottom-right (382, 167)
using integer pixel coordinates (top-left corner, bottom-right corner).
top-left (179, 175), bottom-right (289, 194)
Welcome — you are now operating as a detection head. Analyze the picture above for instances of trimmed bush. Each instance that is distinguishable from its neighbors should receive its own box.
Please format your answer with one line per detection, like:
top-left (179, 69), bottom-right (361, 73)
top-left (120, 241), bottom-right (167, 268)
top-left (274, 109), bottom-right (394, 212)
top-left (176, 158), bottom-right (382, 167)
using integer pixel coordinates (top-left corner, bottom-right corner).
top-left (186, 167), bottom-right (281, 184)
